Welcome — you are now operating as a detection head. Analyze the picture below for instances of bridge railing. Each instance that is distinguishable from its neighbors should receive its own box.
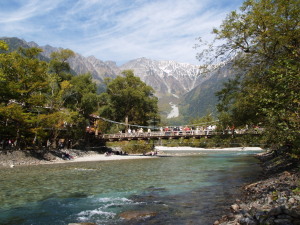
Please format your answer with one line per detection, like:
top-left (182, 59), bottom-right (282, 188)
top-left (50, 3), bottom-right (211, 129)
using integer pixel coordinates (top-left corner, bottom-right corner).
top-left (99, 128), bottom-right (264, 140)
top-left (100, 130), bottom-right (204, 139)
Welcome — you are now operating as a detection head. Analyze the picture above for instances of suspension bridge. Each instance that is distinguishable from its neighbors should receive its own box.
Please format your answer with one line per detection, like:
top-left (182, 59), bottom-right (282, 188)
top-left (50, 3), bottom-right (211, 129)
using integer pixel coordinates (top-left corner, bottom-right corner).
top-left (87, 115), bottom-right (263, 142)
top-left (98, 130), bottom-right (248, 142)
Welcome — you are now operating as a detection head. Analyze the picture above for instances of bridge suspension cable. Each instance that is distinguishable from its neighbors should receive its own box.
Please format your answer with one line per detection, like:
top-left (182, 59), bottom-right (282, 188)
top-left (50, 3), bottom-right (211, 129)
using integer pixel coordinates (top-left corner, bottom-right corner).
top-left (91, 115), bottom-right (219, 130)
top-left (93, 115), bottom-right (152, 129)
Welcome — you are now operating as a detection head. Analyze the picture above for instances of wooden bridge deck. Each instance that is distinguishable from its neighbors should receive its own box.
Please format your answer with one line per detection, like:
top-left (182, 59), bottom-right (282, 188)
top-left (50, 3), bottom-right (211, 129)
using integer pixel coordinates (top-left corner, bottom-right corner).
top-left (97, 130), bottom-right (260, 142)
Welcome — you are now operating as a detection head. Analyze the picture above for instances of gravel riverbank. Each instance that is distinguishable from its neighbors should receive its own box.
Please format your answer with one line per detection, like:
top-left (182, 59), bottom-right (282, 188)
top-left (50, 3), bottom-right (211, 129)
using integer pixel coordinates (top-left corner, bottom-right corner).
top-left (0, 146), bottom-right (262, 167)
top-left (0, 149), bottom-right (108, 167)
top-left (215, 150), bottom-right (300, 225)
top-left (0, 148), bottom-right (153, 167)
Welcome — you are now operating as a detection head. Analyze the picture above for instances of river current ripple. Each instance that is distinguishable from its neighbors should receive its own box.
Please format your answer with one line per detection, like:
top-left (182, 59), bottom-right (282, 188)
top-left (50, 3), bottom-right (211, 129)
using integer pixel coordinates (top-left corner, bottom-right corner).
top-left (0, 150), bottom-right (262, 225)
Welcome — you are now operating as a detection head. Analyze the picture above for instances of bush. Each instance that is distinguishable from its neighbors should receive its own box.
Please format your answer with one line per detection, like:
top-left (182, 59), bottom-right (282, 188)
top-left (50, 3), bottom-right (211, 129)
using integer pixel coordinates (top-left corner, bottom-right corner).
top-left (107, 140), bottom-right (153, 154)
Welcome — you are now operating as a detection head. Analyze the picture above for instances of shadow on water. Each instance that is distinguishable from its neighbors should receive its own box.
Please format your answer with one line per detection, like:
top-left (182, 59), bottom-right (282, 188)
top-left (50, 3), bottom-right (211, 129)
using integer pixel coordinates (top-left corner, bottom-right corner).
top-left (119, 155), bottom-right (262, 225)
top-left (119, 183), bottom-right (252, 224)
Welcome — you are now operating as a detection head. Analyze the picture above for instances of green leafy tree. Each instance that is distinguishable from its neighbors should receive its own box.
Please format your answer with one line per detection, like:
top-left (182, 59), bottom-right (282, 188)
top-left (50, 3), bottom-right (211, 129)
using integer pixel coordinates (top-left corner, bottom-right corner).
top-left (68, 73), bottom-right (99, 117)
top-left (49, 49), bottom-right (75, 81)
top-left (0, 46), bottom-right (49, 147)
top-left (199, 0), bottom-right (300, 151)
top-left (99, 70), bottom-right (159, 127)
top-left (189, 111), bottom-right (215, 125)
top-left (0, 40), bottom-right (8, 51)
top-left (0, 42), bottom-right (101, 149)
top-left (45, 67), bottom-right (98, 147)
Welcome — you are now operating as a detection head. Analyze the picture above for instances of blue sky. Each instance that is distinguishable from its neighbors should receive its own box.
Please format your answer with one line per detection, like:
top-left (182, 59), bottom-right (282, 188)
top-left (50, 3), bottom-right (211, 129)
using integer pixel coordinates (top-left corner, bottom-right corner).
top-left (0, 0), bottom-right (244, 65)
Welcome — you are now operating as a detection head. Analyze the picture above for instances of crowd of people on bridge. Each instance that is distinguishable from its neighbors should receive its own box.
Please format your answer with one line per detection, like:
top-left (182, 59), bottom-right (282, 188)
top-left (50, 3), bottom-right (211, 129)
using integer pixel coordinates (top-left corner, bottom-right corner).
top-left (107, 124), bottom-right (262, 138)
top-left (86, 122), bottom-right (263, 139)
top-left (120, 125), bottom-right (219, 137)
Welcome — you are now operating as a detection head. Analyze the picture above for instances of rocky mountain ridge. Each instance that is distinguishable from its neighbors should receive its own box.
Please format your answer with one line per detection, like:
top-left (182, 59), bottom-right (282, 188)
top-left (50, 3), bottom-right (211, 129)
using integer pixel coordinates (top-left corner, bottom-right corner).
top-left (27, 39), bottom-right (205, 99)
top-left (120, 57), bottom-right (207, 98)
top-left (1, 37), bottom-right (236, 122)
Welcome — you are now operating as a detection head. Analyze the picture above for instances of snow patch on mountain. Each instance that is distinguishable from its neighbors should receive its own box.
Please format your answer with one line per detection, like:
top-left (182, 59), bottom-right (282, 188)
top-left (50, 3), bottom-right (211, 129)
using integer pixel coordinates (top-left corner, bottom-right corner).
top-left (120, 58), bottom-right (202, 96)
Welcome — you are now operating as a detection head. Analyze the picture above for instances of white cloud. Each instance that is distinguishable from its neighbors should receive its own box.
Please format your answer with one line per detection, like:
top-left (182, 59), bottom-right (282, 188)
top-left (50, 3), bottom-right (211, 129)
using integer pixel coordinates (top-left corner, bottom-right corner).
top-left (0, 0), bottom-right (60, 23)
top-left (0, 0), bottom-right (244, 65)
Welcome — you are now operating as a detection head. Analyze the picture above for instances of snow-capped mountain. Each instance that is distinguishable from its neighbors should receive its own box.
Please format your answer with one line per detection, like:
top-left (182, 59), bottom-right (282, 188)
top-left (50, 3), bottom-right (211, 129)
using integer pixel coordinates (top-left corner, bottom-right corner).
top-left (120, 57), bottom-right (207, 98)
top-left (25, 38), bottom-right (212, 99)
top-left (13, 37), bottom-right (212, 107)
top-left (1, 37), bottom-right (236, 121)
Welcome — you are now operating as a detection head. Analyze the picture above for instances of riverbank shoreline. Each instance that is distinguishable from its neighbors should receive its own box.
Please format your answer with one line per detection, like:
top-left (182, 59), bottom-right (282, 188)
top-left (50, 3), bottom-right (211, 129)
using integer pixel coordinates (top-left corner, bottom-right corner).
top-left (1, 146), bottom-right (298, 224)
top-left (0, 149), bottom-right (155, 167)
top-left (214, 149), bottom-right (300, 225)
top-left (0, 146), bottom-right (263, 168)
top-left (155, 146), bottom-right (263, 151)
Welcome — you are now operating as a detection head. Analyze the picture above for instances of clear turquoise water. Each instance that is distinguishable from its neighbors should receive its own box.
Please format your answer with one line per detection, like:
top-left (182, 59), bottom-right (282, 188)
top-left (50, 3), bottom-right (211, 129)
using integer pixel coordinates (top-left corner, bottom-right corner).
top-left (0, 150), bottom-right (262, 225)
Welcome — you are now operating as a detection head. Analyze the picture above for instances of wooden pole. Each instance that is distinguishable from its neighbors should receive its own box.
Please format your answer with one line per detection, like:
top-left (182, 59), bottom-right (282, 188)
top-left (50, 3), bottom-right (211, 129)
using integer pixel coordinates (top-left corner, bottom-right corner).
top-left (125, 116), bottom-right (128, 132)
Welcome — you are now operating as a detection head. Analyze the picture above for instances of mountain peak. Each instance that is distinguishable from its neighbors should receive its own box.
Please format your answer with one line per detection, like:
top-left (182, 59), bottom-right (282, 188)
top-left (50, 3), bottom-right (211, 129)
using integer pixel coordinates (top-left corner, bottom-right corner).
top-left (0, 37), bottom-right (236, 120)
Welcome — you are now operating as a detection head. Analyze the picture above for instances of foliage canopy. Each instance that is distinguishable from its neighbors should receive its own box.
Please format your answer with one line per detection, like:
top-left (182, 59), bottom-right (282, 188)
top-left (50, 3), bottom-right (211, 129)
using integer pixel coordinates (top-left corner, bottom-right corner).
top-left (0, 46), bottom-right (160, 149)
top-left (199, 0), bottom-right (300, 151)
top-left (0, 46), bottom-right (98, 149)
top-left (99, 70), bottom-right (159, 130)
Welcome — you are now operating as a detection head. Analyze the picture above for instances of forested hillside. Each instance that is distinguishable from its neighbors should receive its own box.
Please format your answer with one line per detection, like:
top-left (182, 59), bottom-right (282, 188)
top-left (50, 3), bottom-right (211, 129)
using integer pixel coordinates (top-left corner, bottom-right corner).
top-left (179, 61), bottom-right (240, 121)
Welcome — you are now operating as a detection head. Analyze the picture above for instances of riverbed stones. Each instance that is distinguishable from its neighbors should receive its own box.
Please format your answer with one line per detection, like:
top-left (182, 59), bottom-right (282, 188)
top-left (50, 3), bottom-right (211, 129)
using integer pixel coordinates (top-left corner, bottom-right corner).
top-left (119, 210), bottom-right (157, 220)
top-left (268, 206), bottom-right (284, 216)
top-left (68, 223), bottom-right (96, 225)
top-left (213, 220), bottom-right (220, 225)
top-left (215, 150), bottom-right (300, 225)
top-left (43, 152), bottom-right (57, 161)
top-left (231, 203), bottom-right (240, 212)
top-left (289, 197), bottom-right (296, 204)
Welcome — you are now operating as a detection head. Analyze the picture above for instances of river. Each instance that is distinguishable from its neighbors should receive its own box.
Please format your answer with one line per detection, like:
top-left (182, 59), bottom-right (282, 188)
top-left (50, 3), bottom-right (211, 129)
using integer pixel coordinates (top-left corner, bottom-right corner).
top-left (0, 150), bottom-right (262, 225)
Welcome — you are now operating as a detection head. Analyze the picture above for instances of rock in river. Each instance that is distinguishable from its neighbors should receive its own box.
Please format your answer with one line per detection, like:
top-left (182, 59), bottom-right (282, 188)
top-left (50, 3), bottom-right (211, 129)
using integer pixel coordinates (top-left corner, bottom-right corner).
top-left (119, 210), bottom-right (157, 220)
